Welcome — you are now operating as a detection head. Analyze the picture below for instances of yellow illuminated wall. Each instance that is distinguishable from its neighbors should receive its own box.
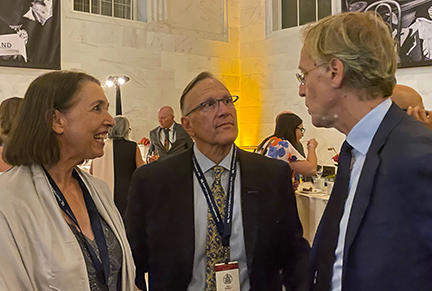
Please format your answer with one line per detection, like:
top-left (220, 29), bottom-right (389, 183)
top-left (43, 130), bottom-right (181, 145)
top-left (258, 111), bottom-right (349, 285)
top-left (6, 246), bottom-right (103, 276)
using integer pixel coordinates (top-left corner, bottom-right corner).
top-left (210, 0), bottom-right (269, 151)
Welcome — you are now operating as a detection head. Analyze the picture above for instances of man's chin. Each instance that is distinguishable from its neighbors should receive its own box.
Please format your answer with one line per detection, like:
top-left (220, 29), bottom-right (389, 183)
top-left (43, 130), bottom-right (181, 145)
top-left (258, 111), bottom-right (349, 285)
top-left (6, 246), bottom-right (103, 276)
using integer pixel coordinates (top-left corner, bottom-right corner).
top-left (312, 115), bottom-right (329, 128)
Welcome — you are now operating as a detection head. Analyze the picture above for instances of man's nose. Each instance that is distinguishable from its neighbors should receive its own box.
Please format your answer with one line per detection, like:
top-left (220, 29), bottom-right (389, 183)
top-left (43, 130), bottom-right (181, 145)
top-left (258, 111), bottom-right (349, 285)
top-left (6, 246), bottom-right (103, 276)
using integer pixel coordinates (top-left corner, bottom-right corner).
top-left (299, 83), bottom-right (306, 97)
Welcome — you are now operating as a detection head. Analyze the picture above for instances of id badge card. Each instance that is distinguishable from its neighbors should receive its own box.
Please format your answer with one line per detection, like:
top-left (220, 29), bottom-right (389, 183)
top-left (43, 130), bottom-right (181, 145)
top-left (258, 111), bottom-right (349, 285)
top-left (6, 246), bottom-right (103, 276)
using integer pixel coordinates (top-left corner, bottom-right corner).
top-left (215, 261), bottom-right (240, 291)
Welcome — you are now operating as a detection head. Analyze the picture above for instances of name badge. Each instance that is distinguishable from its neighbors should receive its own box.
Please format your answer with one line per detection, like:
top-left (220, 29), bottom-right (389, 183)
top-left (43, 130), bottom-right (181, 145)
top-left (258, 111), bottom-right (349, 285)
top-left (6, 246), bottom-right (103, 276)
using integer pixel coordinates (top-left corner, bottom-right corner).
top-left (215, 261), bottom-right (240, 291)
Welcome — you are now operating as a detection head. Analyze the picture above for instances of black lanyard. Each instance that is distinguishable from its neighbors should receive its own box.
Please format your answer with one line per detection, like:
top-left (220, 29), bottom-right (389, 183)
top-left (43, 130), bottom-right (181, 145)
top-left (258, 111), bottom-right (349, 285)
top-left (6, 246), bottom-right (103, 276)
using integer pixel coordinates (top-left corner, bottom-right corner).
top-left (43, 167), bottom-right (110, 286)
top-left (192, 146), bottom-right (237, 251)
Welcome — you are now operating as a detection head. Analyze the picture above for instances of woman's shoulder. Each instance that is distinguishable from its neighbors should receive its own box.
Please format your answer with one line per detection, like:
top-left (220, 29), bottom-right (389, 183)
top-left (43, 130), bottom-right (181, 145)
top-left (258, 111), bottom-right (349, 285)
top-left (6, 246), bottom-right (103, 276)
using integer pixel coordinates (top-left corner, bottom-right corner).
top-left (265, 137), bottom-right (303, 162)
top-left (0, 165), bottom-right (46, 217)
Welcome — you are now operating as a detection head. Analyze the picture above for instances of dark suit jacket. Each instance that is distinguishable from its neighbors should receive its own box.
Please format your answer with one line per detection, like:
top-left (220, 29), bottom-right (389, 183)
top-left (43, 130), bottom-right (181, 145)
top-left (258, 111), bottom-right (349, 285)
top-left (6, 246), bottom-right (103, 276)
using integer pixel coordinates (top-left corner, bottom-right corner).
top-left (147, 122), bottom-right (193, 161)
top-left (312, 103), bottom-right (432, 291)
top-left (125, 146), bottom-right (310, 291)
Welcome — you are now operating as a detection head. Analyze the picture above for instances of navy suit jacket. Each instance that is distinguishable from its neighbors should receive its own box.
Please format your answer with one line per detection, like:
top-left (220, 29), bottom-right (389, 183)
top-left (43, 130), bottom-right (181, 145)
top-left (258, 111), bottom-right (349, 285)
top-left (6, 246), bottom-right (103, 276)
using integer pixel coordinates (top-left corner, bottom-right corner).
top-left (147, 122), bottom-right (193, 161)
top-left (125, 146), bottom-right (310, 291)
top-left (312, 103), bottom-right (432, 290)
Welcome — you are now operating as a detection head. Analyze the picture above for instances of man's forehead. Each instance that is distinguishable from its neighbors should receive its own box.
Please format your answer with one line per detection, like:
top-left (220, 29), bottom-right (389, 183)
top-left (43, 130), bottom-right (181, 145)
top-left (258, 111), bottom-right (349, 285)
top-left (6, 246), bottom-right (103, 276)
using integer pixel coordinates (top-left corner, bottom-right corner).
top-left (299, 48), bottom-right (313, 69)
top-left (159, 108), bottom-right (173, 116)
top-left (191, 78), bottom-right (229, 99)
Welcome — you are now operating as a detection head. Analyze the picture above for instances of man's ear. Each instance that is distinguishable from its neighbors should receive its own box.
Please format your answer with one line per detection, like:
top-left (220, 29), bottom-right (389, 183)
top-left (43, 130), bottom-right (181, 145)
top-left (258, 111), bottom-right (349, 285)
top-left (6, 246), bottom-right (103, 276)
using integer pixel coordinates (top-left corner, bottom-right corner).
top-left (329, 58), bottom-right (344, 89)
top-left (181, 116), bottom-right (195, 138)
top-left (52, 109), bottom-right (65, 135)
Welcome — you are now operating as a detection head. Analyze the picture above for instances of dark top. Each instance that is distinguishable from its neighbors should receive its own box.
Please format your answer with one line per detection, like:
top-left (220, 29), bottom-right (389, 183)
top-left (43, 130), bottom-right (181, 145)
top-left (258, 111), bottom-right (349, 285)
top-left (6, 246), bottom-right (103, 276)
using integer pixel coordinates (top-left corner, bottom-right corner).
top-left (69, 217), bottom-right (123, 291)
top-left (113, 138), bottom-right (137, 216)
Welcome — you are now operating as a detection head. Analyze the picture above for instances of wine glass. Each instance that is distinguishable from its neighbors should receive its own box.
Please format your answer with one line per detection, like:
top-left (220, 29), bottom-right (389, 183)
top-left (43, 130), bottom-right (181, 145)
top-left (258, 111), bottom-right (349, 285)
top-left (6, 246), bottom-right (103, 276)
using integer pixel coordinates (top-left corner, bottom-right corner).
top-left (314, 163), bottom-right (324, 189)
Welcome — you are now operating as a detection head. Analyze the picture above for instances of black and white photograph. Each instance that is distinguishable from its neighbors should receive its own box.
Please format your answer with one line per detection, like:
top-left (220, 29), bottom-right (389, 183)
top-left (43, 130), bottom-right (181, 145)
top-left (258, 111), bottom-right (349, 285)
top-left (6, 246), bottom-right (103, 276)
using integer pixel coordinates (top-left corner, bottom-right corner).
top-left (342, 0), bottom-right (432, 68)
top-left (0, 0), bottom-right (60, 70)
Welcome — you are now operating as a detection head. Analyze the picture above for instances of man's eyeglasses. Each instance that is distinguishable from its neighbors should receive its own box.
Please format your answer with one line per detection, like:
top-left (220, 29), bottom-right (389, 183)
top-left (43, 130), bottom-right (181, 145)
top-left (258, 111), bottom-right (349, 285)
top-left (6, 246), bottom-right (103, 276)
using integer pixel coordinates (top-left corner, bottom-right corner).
top-left (296, 62), bottom-right (327, 85)
top-left (297, 127), bottom-right (306, 134)
top-left (184, 95), bottom-right (239, 116)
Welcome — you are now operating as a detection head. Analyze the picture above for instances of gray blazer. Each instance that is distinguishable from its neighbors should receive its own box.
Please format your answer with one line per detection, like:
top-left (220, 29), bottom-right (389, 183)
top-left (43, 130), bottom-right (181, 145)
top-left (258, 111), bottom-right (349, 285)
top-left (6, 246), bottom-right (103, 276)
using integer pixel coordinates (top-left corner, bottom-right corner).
top-left (147, 122), bottom-right (193, 161)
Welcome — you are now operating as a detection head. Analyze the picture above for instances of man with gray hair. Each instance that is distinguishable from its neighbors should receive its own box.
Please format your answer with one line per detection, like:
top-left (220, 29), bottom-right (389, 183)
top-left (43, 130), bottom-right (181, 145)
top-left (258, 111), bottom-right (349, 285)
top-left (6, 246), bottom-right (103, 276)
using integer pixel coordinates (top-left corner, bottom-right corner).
top-left (299, 12), bottom-right (432, 290)
top-left (125, 71), bottom-right (310, 291)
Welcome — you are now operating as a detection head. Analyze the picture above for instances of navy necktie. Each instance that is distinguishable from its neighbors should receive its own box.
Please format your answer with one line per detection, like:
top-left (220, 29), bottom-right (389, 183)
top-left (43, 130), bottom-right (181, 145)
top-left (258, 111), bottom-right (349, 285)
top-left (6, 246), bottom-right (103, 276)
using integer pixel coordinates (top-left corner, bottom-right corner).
top-left (312, 141), bottom-right (353, 290)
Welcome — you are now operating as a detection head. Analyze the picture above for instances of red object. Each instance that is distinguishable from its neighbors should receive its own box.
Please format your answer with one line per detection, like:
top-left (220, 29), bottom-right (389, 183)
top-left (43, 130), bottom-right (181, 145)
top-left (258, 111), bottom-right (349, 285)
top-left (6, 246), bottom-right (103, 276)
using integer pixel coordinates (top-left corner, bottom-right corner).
top-left (332, 154), bottom-right (339, 163)
top-left (139, 137), bottom-right (150, 146)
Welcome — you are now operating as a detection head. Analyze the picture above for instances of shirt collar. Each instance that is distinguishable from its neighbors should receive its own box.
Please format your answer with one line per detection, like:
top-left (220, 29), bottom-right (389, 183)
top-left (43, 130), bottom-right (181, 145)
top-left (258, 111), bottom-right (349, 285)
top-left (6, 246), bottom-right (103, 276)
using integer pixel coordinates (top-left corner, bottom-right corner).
top-left (193, 143), bottom-right (234, 173)
top-left (162, 122), bottom-right (175, 132)
top-left (346, 98), bottom-right (392, 156)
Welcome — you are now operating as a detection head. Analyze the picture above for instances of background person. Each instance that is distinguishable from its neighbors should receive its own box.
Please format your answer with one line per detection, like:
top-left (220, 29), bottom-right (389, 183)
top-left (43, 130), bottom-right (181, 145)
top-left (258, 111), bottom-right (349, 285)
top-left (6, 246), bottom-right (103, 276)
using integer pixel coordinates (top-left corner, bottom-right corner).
top-left (0, 71), bottom-right (135, 290)
top-left (92, 115), bottom-right (144, 217)
top-left (125, 71), bottom-right (310, 291)
top-left (390, 84), bottom-right (432, 131)
top-left (146, 105), bottom-right (193, 163)
top-left (256, 112), bottom-right (318, 180)
top-left (390, 84), bottom-right (425, 110)
top-left (0, 96), bottom-right (22, 173)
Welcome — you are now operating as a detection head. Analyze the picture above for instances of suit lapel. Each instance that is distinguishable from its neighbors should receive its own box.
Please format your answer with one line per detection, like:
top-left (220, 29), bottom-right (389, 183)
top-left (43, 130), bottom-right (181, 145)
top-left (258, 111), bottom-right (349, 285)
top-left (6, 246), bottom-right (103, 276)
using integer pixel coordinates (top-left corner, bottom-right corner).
top-left (167, 122), bottom-right (179, 153)
top-left (343, 103), bottom-right (405, 268)
top-left (156, 126), bottom-right (166, 151)
top-left (166, 147), bottom-right (195, 277)
top-left (238, 149), bottom-right (260, 270)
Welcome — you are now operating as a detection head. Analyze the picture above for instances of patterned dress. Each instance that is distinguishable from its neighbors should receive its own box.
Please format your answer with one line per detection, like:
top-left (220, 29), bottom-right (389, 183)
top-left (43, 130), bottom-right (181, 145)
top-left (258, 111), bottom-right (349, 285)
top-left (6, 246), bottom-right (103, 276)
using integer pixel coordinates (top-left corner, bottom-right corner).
top-left (68, 217), bottom-right (123, 291)
top-left (258, 136), bottom-right (305, 181)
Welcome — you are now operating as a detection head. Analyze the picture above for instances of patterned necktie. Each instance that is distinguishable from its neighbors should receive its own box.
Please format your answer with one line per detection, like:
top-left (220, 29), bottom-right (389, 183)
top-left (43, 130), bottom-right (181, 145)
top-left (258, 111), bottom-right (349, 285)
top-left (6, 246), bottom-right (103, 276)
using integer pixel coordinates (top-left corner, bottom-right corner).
top-left (163, 128), bottom-right (170, 150)
top-left (205, 166), bottom-right (226, 291)
top-left (312, 141), bottom-right (353, 290)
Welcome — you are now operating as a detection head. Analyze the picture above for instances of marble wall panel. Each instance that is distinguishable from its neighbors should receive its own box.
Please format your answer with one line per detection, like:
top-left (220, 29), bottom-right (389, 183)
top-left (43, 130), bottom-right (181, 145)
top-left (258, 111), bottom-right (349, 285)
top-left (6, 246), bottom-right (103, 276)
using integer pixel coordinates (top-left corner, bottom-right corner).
top-left (221, 75), bottom-right (240, 92)
top-left (187, 55), bottom-right (212, 72)
top-left (169, 0), bottom-right (225, 35)
top-left (147, 31), bottom-right (175, 52)
top-left (240, 7), bottom-right (265, 28)
top-left (81, 22), bottom-right (124, 47)
top-left (161, 52), bottom-right (188, 71)
top-left (211, 58), bottom-right (240, 76)
top-left (240, 0), bottom-right (265, 11)
top-left (123, 27), bottom-right (147, 49)
top-left (240, 23), bottom-right (266, 43)
top-left (97, 47), bottom-right (162, 69)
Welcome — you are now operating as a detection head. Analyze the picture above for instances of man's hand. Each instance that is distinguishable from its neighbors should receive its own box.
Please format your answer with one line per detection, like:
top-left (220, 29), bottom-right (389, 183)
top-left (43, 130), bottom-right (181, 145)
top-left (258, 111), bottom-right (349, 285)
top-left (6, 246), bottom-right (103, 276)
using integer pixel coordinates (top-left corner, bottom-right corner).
top-left (407, 106), bottom-right (432, 131)
top-left (148, 156), bottom-right (159, 163)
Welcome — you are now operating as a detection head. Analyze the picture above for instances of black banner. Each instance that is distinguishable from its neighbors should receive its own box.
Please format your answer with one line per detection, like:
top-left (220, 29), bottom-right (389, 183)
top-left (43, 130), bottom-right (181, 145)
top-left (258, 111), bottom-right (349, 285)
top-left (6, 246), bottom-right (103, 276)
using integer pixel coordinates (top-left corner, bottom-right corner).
top-left (0, 0), bottom-right (60, 70)
top-left (342, 0), bottom-right (432, 68)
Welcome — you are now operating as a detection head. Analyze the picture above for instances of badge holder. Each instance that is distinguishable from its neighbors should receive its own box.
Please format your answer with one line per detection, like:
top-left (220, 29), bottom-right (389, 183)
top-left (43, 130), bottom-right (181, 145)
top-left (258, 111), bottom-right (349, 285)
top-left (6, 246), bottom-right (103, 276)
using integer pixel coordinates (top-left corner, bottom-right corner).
top-left (215, 261), bottom-right (240, 291)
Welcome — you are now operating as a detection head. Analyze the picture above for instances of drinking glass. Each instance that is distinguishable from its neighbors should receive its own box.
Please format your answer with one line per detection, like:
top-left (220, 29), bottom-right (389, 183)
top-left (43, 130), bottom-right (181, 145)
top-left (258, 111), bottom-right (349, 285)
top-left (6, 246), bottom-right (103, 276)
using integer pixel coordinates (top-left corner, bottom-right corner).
top-left (314, 163), bottom-right (324, 189)
top-left (148, 149), bottom-right (159, 162)
top-left (316, 163), bottom-right (323, 179)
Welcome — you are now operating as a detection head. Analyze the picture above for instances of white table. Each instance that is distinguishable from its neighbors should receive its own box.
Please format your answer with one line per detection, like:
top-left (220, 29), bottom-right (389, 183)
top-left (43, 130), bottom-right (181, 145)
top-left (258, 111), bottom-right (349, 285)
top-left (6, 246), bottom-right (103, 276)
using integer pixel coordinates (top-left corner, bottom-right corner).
top-left (295, 183), bottom-right (330, 245)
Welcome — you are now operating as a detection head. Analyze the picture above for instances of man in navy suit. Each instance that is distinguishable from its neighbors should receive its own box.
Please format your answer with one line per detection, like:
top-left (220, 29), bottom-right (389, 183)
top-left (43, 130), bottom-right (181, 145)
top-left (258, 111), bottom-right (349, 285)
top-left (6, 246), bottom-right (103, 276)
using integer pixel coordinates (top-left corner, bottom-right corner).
top-left (125, 72), bottom-right (310, 290)
top-left (299, 12), bottom-right (432, 291)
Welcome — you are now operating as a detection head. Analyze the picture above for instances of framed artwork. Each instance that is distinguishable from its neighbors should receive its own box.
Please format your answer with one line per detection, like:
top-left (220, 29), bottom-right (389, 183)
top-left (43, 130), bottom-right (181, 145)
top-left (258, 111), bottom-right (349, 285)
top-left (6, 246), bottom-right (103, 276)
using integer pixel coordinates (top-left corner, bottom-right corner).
top-left (0, 0), bottom-right (60, 70)
top-left (342, 0), bottom-right (432, 68)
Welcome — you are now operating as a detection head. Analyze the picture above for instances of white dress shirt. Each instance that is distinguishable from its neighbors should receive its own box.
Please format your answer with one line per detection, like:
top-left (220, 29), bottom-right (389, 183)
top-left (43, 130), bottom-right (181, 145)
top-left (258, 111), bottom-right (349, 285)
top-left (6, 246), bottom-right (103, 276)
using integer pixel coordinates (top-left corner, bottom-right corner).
top-left (187, 144), bottom-right (250, 290)
top-left (159, 123), bottom-right (176, 150)
top-left (331, 98), bottom-right (392, 290)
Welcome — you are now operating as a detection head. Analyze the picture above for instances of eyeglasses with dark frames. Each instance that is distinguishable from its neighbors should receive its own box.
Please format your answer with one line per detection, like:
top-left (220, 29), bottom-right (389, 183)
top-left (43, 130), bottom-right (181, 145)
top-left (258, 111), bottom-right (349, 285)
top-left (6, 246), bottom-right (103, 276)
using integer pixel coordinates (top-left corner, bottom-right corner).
top-left (184, 95), bottom-right (239, 116)
top-left (297, 127), bottom-right (306, 134)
